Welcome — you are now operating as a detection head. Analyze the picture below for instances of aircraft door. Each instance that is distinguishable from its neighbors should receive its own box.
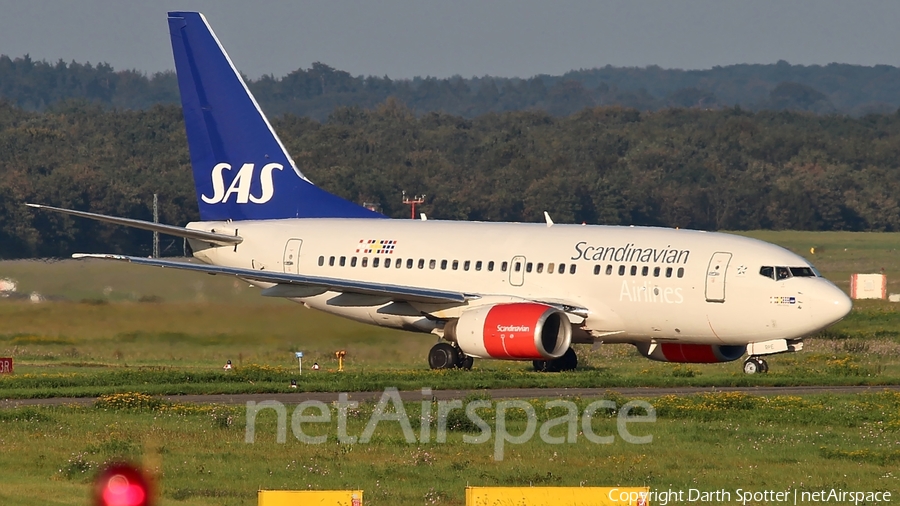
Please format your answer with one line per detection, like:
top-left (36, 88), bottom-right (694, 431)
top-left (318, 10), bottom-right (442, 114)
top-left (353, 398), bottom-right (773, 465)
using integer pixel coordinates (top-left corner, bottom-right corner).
top-left (283, 239), bottom-right (303, 274)
top-left (705, 252), bottom-right (732, 302)
top-left (509, 255), bottom-right (526, 287)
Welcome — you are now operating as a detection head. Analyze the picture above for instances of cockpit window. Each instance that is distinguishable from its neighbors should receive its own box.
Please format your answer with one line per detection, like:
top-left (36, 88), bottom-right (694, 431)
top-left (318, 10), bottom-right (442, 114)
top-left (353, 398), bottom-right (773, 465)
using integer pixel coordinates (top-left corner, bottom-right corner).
top-left (760, 265), bottom-right (818, 280)
top-left (789, 267), bottom-right (816, 277)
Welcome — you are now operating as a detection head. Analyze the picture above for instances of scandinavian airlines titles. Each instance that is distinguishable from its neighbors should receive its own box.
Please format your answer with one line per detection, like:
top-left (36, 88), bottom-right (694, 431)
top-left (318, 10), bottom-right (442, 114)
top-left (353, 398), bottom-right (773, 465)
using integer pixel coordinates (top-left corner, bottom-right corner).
top-left (571, 241), bottom-right (690, 264)
top-left (620, 281), bottom-right (684, 304)
top-left (497, 325), bottom-right (530, 332)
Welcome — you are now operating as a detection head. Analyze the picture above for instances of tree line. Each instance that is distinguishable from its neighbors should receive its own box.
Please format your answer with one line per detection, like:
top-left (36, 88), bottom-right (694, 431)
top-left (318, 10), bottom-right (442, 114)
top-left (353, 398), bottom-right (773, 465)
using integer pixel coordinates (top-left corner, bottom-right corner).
top-left (2, 55), bottom-right (899, 120)
top-left (2, 98), bottom-right (900, 259)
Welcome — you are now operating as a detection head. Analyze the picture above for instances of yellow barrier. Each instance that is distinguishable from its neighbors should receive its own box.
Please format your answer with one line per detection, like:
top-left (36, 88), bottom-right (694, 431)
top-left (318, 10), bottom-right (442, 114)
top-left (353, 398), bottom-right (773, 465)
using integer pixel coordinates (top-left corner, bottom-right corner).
top-left (466, 486), bottom-right (650, 505)
top-left (258, 490), bottom-right (363, 506)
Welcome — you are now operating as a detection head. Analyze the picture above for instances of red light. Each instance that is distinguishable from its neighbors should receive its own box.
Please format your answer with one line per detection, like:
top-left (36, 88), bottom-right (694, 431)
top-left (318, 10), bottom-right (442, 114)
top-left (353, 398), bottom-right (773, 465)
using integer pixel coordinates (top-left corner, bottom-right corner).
top-left (94, 463), bottom-right (152, 506)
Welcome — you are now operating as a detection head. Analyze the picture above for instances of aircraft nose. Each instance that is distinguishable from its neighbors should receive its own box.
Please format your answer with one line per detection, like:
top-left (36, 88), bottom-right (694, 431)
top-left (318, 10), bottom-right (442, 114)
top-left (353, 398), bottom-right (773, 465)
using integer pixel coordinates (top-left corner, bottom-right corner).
top-left (822, 283), bottom-right (852, 325)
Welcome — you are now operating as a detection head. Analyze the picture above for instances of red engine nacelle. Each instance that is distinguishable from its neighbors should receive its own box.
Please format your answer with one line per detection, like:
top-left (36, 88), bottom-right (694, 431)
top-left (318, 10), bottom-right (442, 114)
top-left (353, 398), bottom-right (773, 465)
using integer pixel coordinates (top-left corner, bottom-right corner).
top-left (635, 343), bottom-right (747, 363)
top-left (444, 303), bottom-right (572, 360)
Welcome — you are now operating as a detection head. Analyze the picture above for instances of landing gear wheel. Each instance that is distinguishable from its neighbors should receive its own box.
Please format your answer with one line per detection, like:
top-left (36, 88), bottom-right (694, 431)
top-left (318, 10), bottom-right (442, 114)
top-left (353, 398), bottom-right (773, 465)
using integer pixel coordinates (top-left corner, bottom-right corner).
top-left (533, 348), bottom-right (578, 372)
top-left (743, 356), bottom-right (767, 374)
top-left (458, 354), bottom-right (474, 370)
top-left (742, 359), bottom-right (758, 374)
top-left (428, 342), bottom-right (459, 370)
top-left (557, 348), bottom-right (578, 371)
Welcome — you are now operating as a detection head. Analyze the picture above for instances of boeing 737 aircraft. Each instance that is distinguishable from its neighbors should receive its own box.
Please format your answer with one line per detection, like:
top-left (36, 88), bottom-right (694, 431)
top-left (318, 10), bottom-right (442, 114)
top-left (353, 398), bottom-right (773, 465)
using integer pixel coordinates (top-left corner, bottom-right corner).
top-left (28, 12), bottom-right (852, 374)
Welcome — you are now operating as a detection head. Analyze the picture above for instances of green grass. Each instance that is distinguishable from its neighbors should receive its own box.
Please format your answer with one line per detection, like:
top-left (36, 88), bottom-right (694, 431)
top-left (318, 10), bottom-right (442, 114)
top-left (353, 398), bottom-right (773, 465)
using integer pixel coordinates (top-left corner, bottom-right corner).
top-left (3, 233), bottom-right (900, 398)
top-left (0, 258), bottom-right (265, 303)
top-left (0, 300), bottom-right (419, 369)
top-left (0, 296), bottom-right (899, 398)
top-left (3, 233), bottom-right (900, 505)
top-left (1, 391), bottom-right (898, 505)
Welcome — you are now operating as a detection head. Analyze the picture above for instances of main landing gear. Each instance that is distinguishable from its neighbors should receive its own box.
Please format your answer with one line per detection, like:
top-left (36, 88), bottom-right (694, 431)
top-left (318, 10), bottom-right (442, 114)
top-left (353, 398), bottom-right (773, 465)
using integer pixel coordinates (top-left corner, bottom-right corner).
top-left (742, 356), bottom-right (769, 374)
top-left (426, 343), bottom-right (578, 372)
top-left (428, 342), bottom-right (473, 370)
top-left (533, 347), bottom-right (578, 372)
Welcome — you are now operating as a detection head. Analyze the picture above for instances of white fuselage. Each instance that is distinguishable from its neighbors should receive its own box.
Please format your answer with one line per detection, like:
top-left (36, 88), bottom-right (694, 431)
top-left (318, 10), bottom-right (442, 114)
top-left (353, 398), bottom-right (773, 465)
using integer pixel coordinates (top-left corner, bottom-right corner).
top-left (188, 219), bottom-right (851, 346)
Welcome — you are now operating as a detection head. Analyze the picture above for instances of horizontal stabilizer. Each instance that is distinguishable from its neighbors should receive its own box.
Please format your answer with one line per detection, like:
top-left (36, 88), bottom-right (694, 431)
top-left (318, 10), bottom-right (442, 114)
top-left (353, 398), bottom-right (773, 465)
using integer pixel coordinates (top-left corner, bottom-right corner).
top-left (26, 204), bottom-right (242, 246)
top-left (72, 253), bottom-right (477, 305)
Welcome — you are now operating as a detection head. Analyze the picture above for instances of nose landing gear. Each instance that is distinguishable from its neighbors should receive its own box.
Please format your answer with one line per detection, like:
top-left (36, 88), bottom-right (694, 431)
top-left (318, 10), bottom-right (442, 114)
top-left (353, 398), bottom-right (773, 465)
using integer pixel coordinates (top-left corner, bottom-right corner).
top-left (742, 339), bottom-right (803, 374)
top-left (742, 356), bottom-right (769, 374)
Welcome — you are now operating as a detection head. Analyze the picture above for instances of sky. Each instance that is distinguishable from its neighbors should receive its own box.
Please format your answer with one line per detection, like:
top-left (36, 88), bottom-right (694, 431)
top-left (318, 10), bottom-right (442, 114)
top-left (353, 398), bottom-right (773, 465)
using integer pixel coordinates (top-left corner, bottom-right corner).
top-left (0, 1), bottom-right (898, 80)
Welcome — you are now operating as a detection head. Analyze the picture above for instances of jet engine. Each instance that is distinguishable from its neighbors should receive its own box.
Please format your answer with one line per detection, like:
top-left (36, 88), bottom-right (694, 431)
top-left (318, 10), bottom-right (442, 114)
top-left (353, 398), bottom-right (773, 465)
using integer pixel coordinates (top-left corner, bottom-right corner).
top-left (443, 303), bottom-right (572, 360)
top-left (635, 343), bottom-right (747, 363)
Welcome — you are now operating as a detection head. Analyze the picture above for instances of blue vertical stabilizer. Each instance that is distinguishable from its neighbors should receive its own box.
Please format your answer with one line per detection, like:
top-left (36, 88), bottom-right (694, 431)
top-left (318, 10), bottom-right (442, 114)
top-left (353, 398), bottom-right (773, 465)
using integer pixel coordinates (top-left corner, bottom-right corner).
top-left (167, 12), bottom-right (384, 221)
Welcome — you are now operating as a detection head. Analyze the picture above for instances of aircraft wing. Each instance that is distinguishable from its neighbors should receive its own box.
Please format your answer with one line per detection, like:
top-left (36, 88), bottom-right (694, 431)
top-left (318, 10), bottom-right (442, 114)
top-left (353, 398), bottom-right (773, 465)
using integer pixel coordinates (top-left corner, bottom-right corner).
top-left (72, 254), bottom-right (478, 305)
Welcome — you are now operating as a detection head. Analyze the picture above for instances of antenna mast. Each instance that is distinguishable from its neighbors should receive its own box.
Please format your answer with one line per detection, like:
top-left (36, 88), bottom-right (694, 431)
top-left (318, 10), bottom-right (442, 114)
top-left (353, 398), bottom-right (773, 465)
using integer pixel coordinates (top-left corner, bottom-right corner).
top-left (402, 191), bottom-right (425, 219)
top-left (152, 193), bottom-right (159, 258)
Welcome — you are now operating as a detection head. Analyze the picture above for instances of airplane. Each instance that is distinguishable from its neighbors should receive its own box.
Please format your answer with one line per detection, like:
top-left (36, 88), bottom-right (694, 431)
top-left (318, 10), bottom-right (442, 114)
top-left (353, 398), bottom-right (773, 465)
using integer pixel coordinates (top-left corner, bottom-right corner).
top-left (28, 11), bottom-right (852, 375)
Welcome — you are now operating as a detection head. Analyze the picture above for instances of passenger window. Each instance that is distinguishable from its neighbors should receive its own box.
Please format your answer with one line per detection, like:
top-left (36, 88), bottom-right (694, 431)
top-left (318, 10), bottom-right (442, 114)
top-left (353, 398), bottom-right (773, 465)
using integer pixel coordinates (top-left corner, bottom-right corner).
top-left (666, 267), bottom-right (672, 278)
top-left (407, 259), bottom-right (413, 269)
top-left (760, 266), bottom-right (774, 279)
top-left (514, 262), bottom-right (521, 272)
top-left (441, 259), bottom-right (448, 270)
top-left (593, 265), bottom-right (600, 275)
top-left (558, 263), bottom-right (566, 274)
top-left (653, 266), bottom-right (660, 277)
top-left (340, 256), bottom-right (346, 267)
top-left (464, 261), bottom-right (471, 271)
top-left (488, 261), bottom-right (495, 272)
top-left (384, 258), bottom-right (391, 268)
top-left (318, 256), bottom-right (324, 266)
top-left (501, 261), bottom-right (508, 272)
top-left (776, 267), bottom-right (790, 280)
top-left (569, 264), bottom-right (576, 274)
top-left (618, 265), bottom-right (625, 276)
top-left (373, 257), bottom-right (380, 268)
top-left (677, 267), bottom-right (685, 278)
top-left (476, 261), bottom-right (483, 271)
top-left (351, 257), bottom-right (358, 267)
top-left (361, 257), bottom-right (368, 268)
top-left (452, 260), bottom-right (459, 270)
top-left (548, 263), bottom-right (555, 274)
top-left (429, 259), bottom-right (436, 269)
top-left (641, 266), bottom-right (648, 276)
top-left (418, 259), bottom-right (425, 269)
top-left (329, 256), bottom-right (335, 267)
top-left (606, 265), bottom-right (613, 275)
top-left (630, 266), bottom-right (637, 276)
